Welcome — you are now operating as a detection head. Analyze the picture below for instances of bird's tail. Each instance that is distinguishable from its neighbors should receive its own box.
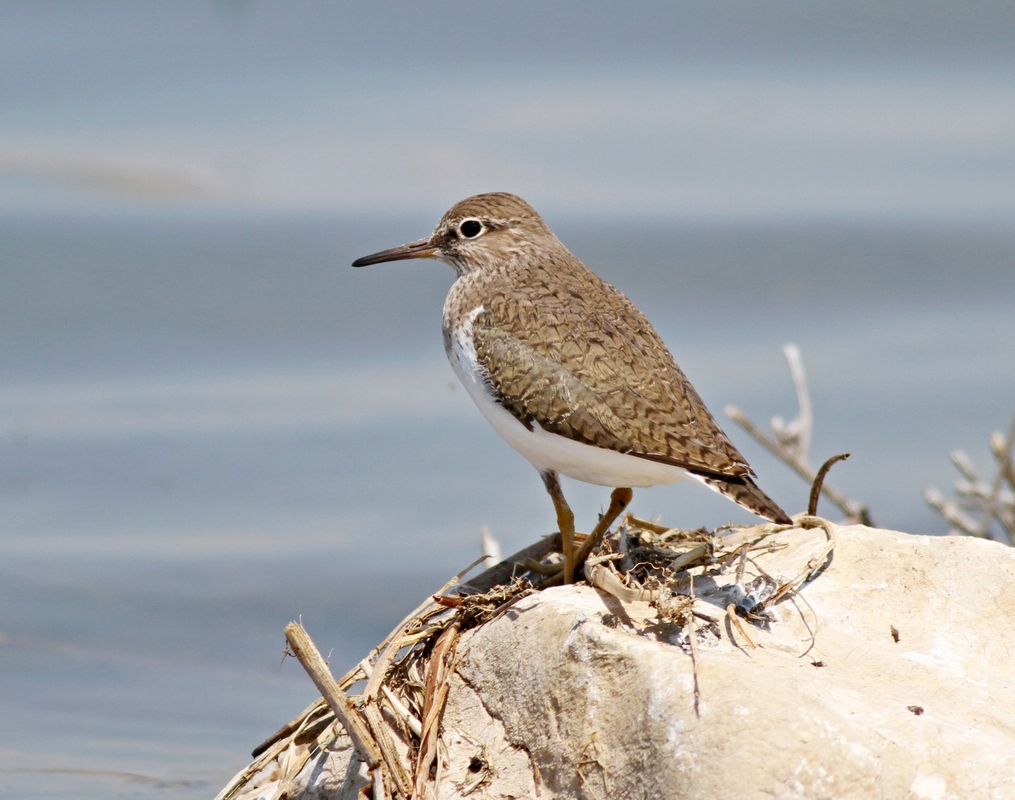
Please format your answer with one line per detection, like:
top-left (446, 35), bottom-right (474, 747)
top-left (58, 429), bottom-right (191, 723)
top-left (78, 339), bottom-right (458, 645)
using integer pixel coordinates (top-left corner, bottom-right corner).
top-left (697, 474), bottom-right (793, 525)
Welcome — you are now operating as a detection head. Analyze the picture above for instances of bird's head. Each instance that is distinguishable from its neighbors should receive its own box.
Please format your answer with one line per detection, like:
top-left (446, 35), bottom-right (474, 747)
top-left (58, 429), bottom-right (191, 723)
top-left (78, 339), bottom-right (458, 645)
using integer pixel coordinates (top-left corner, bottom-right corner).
top-left (352, 192), bottom-right (555, 277)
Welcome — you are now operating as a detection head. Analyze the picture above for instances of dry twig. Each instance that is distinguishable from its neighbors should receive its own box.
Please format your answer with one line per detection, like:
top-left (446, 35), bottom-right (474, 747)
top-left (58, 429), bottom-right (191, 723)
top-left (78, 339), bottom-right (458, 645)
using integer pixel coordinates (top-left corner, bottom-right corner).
top-left (925, 408), bottom-right (1015, 545)
top-left (283, 622), bottom-right (385, 785)
top-left (726, 343), bottom-right (872, 525)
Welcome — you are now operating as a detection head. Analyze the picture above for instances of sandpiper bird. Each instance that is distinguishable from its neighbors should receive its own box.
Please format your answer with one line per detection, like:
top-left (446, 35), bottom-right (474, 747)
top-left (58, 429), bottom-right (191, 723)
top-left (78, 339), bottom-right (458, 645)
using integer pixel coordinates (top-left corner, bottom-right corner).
top-left (353, 193), bottom-right (791, 583)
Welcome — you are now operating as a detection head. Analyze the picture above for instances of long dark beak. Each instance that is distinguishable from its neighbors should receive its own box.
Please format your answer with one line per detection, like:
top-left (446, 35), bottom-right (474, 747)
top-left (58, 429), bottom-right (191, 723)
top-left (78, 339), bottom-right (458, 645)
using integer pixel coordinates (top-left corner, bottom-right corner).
top-left (351, 237), bottom-right (436, 267)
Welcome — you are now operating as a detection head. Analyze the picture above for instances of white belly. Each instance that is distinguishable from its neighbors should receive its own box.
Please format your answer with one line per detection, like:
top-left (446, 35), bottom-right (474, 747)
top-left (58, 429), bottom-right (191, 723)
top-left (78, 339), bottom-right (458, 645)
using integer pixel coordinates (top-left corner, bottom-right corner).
top-left (446, 309), bottom-right (691, 489)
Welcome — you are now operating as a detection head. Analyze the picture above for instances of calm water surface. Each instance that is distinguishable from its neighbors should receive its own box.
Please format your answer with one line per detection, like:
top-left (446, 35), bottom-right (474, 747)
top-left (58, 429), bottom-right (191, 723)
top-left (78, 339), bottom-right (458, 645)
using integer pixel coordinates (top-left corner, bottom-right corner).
top-left (1, 214), bottom-right (1013, 797)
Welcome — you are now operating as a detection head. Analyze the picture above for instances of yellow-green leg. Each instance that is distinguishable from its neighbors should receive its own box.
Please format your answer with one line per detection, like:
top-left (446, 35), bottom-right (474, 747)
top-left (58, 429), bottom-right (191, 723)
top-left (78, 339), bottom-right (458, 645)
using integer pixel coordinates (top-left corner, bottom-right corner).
top-left (573, 487), bottom-right (633, 568)
top-left (541, 471), bottom-right (576, 584)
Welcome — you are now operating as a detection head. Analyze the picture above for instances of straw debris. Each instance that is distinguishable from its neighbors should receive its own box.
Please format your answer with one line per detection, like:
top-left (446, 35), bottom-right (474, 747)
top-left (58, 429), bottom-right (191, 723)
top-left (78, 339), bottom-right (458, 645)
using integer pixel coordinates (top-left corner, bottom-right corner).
top-left (217, 514), bottom-right (835, 800)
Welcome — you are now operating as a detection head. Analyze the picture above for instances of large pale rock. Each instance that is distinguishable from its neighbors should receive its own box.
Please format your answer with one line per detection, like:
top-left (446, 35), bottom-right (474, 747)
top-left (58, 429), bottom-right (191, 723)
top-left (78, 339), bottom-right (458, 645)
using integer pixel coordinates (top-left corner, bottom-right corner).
top-left (227, 525), bottom-right (1015, 799)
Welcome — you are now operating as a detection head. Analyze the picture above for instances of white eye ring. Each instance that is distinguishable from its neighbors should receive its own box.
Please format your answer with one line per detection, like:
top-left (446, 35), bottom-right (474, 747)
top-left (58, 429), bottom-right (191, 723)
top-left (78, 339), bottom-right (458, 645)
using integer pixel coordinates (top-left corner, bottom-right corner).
top-left (459, 218), bottom-right (485, 239)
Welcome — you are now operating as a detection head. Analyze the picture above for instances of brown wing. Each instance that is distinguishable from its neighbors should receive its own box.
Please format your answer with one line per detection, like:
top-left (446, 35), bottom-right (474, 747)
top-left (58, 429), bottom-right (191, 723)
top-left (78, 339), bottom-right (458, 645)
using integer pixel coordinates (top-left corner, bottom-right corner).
top-left (470, 270), bottom-right (754, 481)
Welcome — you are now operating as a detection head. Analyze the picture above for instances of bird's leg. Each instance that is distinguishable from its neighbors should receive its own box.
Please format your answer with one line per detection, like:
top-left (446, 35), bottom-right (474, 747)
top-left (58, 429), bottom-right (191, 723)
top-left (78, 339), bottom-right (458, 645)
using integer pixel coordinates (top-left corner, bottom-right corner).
top-left (572, 487), bottom-right (633, 569)
top-left (541, 470), bottom-right (576, 584)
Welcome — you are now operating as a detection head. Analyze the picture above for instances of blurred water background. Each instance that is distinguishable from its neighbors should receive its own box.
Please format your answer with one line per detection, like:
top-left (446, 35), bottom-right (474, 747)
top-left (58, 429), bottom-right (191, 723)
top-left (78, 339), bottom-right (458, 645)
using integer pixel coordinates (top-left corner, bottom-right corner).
top-left (2, 3), bottom-right (1014, 798)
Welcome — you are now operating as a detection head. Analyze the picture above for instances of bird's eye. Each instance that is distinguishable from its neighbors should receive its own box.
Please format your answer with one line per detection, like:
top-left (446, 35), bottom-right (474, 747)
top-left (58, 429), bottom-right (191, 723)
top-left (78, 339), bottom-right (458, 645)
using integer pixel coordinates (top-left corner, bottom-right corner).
top-left (459, 219), bottom-right (484, 238)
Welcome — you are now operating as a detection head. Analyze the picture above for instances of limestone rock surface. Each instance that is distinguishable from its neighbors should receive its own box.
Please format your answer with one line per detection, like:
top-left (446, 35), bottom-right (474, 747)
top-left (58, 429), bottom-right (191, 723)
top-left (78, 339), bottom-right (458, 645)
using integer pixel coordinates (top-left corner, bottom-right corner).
top-left (224, 525), bottom-right (1015, 799)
